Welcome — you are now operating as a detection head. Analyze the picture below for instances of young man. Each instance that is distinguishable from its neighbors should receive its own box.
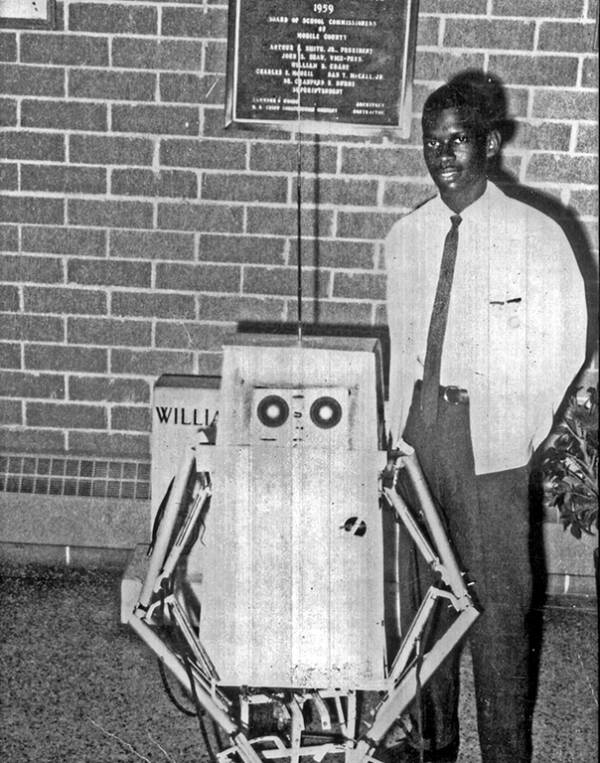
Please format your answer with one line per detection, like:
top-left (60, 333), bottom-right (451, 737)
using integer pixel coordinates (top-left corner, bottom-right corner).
top-left (384, 81), bottom-right (586, 762)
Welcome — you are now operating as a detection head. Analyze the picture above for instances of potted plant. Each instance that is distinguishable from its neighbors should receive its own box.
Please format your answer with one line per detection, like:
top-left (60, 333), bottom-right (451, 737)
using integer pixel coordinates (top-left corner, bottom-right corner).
top-left (543, 386), bottom-right (598, 588)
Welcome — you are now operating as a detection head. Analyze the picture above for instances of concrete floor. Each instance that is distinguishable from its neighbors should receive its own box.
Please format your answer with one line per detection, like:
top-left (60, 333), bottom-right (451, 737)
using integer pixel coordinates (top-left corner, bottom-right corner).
top-left (0, 562), bottom-right (597, 763)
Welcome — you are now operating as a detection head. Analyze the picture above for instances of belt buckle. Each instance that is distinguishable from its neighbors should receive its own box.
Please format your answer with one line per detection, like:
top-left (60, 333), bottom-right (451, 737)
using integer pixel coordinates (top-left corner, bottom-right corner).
top-left (443, 385), bottom-right (468, 404)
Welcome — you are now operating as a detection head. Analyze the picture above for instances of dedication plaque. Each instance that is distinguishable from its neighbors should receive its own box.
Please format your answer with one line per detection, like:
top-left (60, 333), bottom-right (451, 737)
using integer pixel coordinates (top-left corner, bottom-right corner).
top-left (225, 0), bottom-right (419, 136)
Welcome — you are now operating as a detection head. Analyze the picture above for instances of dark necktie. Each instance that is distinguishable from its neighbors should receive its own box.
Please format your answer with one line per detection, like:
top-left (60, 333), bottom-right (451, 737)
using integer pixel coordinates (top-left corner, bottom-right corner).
top-left (421, 214), bottom-right (462, 424)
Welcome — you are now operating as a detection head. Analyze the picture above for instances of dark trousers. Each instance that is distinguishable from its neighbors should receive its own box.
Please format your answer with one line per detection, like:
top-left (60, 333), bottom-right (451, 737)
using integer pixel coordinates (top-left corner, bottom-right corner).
top-left (399, 382), bottom-right (534, 762)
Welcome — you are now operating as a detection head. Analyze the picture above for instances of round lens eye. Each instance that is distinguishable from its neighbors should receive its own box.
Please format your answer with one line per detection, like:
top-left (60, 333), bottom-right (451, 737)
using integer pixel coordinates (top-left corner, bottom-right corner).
top-left (257, 395), bottom-right (289, 428)
top-left (310, 396), bottom-right (342, 429)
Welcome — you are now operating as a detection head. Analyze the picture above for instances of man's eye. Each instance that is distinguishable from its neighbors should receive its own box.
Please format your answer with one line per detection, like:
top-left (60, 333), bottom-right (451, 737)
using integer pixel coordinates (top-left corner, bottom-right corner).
top-left (425, 139), bottom-right (439, 149)
top-left (454, 134), bottom-right (469, 143)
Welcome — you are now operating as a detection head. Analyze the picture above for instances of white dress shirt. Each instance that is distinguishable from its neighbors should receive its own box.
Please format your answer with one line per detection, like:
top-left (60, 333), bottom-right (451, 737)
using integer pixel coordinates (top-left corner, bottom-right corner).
top-left (385, 181), bottom-right (586, 474)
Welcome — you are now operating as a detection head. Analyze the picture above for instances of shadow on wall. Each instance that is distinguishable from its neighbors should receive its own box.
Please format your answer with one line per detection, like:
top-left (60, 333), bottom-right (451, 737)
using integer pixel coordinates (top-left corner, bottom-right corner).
top-left (447, 69), bottom-right (598, 365)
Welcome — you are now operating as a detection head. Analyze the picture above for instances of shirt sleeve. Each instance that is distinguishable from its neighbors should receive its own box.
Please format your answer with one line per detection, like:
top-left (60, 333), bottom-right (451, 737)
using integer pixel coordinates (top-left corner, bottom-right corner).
top-left (526, 214), bottom-right (587, 452)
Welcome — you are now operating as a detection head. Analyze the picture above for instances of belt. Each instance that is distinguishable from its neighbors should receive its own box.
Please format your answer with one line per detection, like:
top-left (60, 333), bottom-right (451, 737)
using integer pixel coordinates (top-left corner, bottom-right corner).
top-left (440, 385), bottom-right (469, 405)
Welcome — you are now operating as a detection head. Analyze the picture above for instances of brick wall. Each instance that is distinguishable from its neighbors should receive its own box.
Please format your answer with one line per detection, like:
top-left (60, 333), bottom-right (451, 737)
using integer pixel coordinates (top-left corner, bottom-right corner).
top-left (1, 0), bottom-right (598, 472)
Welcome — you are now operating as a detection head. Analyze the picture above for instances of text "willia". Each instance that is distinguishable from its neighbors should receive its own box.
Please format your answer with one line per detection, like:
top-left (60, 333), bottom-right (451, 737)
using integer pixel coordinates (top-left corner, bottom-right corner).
top-left (155, 407), bottom-right (216, 426)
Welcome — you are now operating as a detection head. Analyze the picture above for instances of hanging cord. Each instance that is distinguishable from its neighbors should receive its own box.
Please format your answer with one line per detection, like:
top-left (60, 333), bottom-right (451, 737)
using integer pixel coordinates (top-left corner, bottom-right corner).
top-left (183, 655), bottom-right (218, 763)
top-left (414, 634), bottom-right (425, 763)
top-left (295, 43), bottom-right (303, 344)
top-left (157, 658), bottom-right (197, 717)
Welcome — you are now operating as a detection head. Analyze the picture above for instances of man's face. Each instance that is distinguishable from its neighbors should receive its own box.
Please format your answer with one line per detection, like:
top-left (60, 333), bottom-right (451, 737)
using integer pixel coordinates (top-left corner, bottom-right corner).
top-left (422, 106), bottom-right (491, 212)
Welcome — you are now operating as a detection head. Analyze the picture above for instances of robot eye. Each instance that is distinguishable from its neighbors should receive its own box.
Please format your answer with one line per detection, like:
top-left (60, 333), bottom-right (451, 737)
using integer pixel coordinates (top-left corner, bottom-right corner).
top-left (257, 395), bottom-right (290, 428)
top-left (310, 397), bottom-right (342, 429)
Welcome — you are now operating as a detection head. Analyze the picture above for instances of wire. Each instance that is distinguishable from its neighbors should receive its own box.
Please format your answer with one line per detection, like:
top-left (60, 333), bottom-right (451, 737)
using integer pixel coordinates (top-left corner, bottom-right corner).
top-left (157, 658), bottom-right (197, 717)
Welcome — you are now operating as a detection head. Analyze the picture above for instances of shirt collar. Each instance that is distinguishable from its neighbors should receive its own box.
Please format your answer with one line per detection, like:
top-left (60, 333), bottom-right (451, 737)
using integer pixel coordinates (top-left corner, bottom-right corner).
top-left (437, 180), bottom-right (499, 221)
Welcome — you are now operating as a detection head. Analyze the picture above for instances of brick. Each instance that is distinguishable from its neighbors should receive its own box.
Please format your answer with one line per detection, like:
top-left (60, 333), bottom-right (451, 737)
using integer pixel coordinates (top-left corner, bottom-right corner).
top-left (204, 41), bottom-right (226, 73)
top-left (157, 202), bottom-right (244, 233)
top-left (111, 169), bottom-right (197, 198)
top-left (0, 32), bottom-right (16, 61)
top-left (112, 38), bottom-right (204, 71)
top-left (27, 401), bottom-right (107, 429)
top-left (576, 124), bottom-right (598, 154)
top-left (582, 57), bottom-right (598, 89)
top-left (250, 143), bottom-right (338, 174)
top-left (69, 69), bottom-right (156, 101)
top-left (110, 230), bottom-right (194, 260)
top-left (0, 64), bottom-right (64, 96)
top-left (25, 343), bottom-right (107, 373)
top-left (0, 98), bottom-right (17, 127)
top-left (0, 196), bottom-right (64, 225)
top-left (0, 225), bottom-right (18, 252)
top-left (21, 164), bottom-right (106, 195)
top-left (332, 272), bottom-right (386, 300)
top-left (0, 314), bottom-right (64, 343)
top-left (21, 33), bottom-right (108, 66)
top-left (0, 131), bottom-right (64, 161)
top-left (342, 146), bottom-right (425, 177)
top-left (490, 0), bottom-right (583, 17)
top-left (198, 234), bottom-right (285, 264)
top-left (197, 294), bottom-right (285, 322)
top-left (155, 263), bottom-right (240, 293)
top-left (160, 72), bottom-right (225, 105)
top-left (21, 100), bottom-right (107, 131)
top-left (289, 239), bottom-right (376, 270)
top-left (112, 104), bottom-right (199, 136)
top-left (68, 259), bottom-right (151, 288)
top-left (293, 177), bottom-right (379, 207)
top-left (0, 254), bottom-right (63, 283)
top-left (24, 286), bottom-right (106, 315)
top-left (69, 3), bottom-right (157, 35)
top-left (243, 267), bottom-right (330, 299)
top-left (538, 21), bottom-right (596, 53)
top-left (508, 121), bottom-right (573, 152)
top-left (68, 431), bottom-right (149, 459)
top-left (0, 399), bottom-right (22, 425)
top-left (504, 87), bottom-right (531, 120)
top-left (67, 316), bottom-right (152, 347)
top-left (161, 6), bottom-right (228, 38)
top-left (69, 134), bottom-right (154, 166)
top-left (0, 342), bottom-right (21, 369)
top-left (22, 226), bottom-right (106, 257)
top-left (111, 348), bottom-right (194, 376)
top-left (414, 52), bottom-right (486, 81)
top-left (68, 199), bottom-right (153, 229)
top-left (444, 18), bottom-right (535, 50)
top-left (0, 162), bottom-right (17, 190)
top-left (337, 211), bottom-right (400, 240)
top-left (160, 138), bottom-right (246, 169)
top-left (304, 300), bottom-right (373, 326)
top-left (570, 190), bottom-right (599, 218)
top-left (488, 54), bottom-right (578, 87)
top-left (0, 285), bottom-right (19, 313)
top-left (416, 16), bottom-right (439, 47)
top-left (0, 428), bottom-right (65, 454)
top-left (419, 0), bottom-right (486, 11)
top-left (246, 207), bottom-right (333, 238)
top-left (383, 181), bottom-right (435, 209)
top-left (201, 173), bottom-right (287, 203)
top-left (69, 375), bottom-right (150, 403)
top-left (110, 406), bottom-right (151, 433)
top-left (526, 155), bottom-right (598, 185)
top-left (111, 291), bottom-right (196, 320)
top-left (155, 322), bottom-right (234, 351)
top-left (532, 90), bottom-right (598, 121)
top-left (197, 352), bottom-right (222, 377)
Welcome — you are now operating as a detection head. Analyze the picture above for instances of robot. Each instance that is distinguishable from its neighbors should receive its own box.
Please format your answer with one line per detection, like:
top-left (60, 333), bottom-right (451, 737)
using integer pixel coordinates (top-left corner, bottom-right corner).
top-left (127, 333), bottom-right (479, 763)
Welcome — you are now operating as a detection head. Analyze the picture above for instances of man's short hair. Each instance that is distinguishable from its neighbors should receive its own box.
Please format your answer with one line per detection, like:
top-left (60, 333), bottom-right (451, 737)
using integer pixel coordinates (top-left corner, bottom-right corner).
top-left (422, 81), bottom-right (492, 135)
